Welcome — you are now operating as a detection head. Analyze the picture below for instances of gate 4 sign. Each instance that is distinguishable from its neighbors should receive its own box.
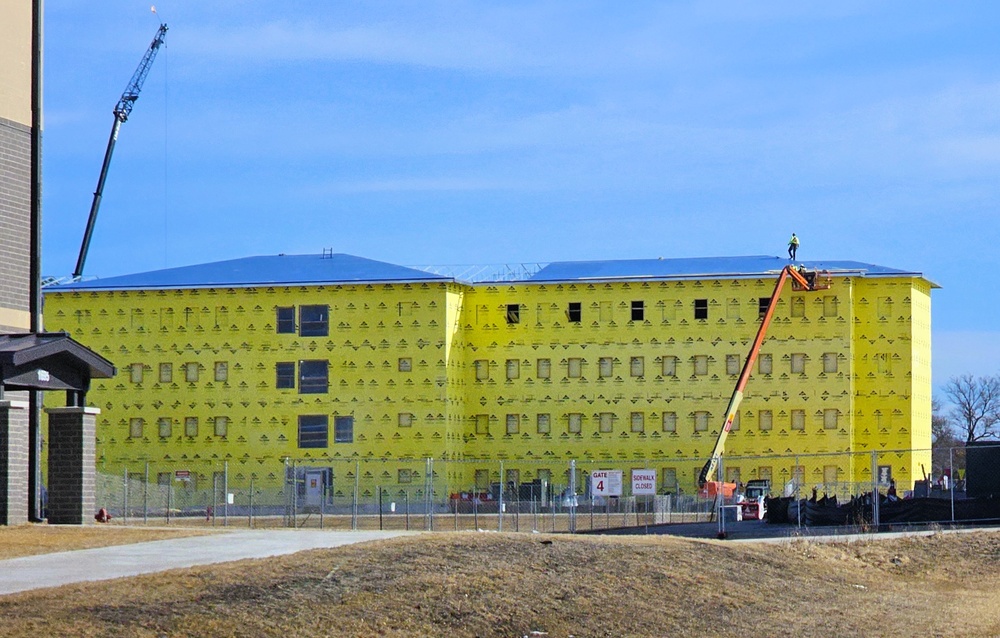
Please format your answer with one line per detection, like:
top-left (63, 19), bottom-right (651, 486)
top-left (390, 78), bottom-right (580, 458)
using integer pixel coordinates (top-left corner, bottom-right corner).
top-left (631, 469), bottom-right (657, 496)
top-left (591, 470), bottom-right (623, 496)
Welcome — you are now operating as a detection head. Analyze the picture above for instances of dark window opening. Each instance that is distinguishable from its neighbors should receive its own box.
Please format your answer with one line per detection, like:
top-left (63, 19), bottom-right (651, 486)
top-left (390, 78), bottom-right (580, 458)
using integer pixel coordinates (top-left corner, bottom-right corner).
top-left (567, 302), bottom-right (582, 323)
top-left (276, 362), bottom-right (295, 389)
top-left (298, 415), bottom-right (328, 448)
top-left (276, 307), bottom-right (295, 334)
top-left (298, 360), bottom-right (329, 394)
top-left (758, 298), bottom-right (771, 319)
top-left (334, 416), bottom-right (354, 443)
top-left (299, 304), bottom-right (329, 337)
top-left (694, 299), bottom-right (708, 320)
top-left (631, 300), bottom-right (645, 322)
top-left (506, 303), bottom-right (520, 324)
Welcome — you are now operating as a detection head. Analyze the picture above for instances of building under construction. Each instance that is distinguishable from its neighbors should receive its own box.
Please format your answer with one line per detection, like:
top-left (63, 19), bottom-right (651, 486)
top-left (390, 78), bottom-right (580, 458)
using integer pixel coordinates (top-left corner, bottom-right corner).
top-left (42, 253), bottom-right (935, 499)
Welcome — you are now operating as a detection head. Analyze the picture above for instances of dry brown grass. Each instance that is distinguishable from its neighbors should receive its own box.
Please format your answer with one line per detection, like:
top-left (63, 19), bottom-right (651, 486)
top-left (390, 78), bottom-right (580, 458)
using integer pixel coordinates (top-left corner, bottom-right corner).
top-left (0, 524), bottom-right (213, 559)
top-left (2, 530), bottom-right (1000, 637)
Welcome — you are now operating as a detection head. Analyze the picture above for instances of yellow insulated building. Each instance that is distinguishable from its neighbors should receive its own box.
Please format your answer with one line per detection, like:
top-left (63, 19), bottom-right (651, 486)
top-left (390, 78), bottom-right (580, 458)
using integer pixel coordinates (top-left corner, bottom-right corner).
top-left (42, 253), bottom-right (935, 497)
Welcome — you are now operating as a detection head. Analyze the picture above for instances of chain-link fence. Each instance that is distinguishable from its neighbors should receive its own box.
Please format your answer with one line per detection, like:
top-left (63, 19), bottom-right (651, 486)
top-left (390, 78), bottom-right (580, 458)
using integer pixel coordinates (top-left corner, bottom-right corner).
top-left (86, 445), bottom-right (991, 533)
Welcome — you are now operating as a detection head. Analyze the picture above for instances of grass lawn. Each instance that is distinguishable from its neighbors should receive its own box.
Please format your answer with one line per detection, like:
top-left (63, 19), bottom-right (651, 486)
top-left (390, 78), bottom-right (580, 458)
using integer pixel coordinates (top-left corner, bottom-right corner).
top-left (1, 528), bottom-right (998, 636)
top-left (0, 524), bottom-right (213, 560)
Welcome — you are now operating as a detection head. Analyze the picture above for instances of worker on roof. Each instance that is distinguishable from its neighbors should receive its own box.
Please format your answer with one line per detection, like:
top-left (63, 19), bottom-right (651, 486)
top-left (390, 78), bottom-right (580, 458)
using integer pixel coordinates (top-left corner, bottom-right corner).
top-left (788, 233), bottom-right (799, 260)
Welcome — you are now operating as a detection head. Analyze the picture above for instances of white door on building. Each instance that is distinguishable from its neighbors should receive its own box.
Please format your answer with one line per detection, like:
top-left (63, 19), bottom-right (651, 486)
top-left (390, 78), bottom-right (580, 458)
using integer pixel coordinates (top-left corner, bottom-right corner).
top-left (304, 470), bottom-right (325, 507)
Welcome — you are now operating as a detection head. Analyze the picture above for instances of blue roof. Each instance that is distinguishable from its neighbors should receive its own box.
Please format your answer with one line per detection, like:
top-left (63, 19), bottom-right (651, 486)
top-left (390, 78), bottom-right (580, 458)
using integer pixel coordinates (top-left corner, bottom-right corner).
top-left (528, 255), bottom-right (926, 282)
top-left (50, 254), bottom-right (452, 291)
top-left (47, 253), bottom-right (932, 292)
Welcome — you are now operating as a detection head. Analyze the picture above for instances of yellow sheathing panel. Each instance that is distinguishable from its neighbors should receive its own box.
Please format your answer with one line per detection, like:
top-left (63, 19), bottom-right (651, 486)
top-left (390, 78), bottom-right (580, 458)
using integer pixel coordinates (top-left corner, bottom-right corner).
top-left (44, 281), bottom-right (462, 491)
top-left (851, 277), bottom-right (932, 489)
top-left (461, 276), bottom-right (858, 492)
top-left (42, 268), bottom-right (934, 495)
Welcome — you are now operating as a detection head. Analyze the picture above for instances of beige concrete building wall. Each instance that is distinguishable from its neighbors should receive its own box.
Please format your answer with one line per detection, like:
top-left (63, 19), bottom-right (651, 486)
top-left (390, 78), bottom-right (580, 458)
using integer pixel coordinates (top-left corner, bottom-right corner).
top-left (0, 3), bottom-right (34, 333)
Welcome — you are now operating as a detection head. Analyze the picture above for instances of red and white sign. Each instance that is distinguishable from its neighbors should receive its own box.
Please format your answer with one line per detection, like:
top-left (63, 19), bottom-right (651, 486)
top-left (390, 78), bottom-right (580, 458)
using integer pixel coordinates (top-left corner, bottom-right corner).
top-left (591, 470), bottom-right (623, 496)
top-left (631, 469), bottom-right (657, 496)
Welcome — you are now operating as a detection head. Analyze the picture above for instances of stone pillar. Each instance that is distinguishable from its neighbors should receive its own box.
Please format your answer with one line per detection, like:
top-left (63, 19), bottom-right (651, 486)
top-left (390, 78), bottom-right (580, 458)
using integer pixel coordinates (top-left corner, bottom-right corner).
top-left (45, 407), bottom-right (100, 525)
top-left (0, 400), bottom-right (30, 526)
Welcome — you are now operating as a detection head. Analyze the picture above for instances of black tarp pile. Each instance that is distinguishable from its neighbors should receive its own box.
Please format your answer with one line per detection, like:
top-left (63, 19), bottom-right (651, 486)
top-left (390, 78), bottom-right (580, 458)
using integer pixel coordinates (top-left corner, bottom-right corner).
top-left (766, 493), bottom-right (1000, 527)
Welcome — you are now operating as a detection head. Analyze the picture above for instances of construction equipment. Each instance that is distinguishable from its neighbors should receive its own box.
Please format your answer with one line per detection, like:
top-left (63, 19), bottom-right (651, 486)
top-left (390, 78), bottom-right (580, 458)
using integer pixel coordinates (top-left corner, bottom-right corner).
top-left (697, 265), bottom-right (831, 490)
top-left (72, 23), bottom-right (168, 280)
top-left (739, 479), bottom-right (772, 520)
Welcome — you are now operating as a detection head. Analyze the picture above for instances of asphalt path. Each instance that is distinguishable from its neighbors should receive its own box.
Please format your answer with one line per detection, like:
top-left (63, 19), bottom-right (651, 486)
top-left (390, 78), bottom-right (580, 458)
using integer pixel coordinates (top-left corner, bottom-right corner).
top-left (0, 529), bottom-right (415, 596)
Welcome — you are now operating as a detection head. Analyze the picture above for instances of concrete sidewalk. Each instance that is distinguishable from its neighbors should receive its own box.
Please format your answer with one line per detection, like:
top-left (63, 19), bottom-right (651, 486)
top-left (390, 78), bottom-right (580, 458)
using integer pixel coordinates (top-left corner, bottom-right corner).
top-left (0, 529), bottom-right (415, 596)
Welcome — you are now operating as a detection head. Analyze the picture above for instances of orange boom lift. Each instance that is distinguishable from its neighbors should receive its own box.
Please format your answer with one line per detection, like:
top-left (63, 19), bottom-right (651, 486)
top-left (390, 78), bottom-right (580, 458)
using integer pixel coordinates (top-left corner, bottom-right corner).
top-left (697, 265), bottom-right (831, 492)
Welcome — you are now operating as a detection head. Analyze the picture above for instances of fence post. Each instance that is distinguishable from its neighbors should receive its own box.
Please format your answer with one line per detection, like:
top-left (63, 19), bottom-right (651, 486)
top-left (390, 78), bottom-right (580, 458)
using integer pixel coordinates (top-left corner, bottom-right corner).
top-left (249, 477), bottom-right (254, 529)
top-left (166, 481), bottom-right (171, 525)
top-left (425, 457), bottom-right (434, 531)
top-left (223, 460), bottom-right (229, 528)
top-left (291, 459), bottom-right (298, 529)
top-left (717, 455), bottom-right (726, 538)
top-left (143, 461), bottom-right (149, 525)
top-left (569, 459), bottom-right (577, 534)
top-left (282, 456), bottom-right (292, 527)
top-left (123, 467), bottom-right (129, 524)
top-left (352, 460), bottom-right (359, 530)
top-left (795, 455), bottom-right (801, 528)
top-left (498, 460), bottom-right (504, 532)
top-left (870, 450), bottom-right (879, 529)
top-left (319, 479), bottom-right (325, 530)
top-left (950, 447), bottom-right (956, 523)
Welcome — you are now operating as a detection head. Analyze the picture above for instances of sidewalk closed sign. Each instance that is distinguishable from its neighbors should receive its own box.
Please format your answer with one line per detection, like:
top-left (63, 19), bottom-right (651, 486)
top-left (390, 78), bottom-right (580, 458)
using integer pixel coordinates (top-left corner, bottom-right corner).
top-left (591, 470), bottom-right (623, 496)
top-left (632, 469), bottom-right (657, 496)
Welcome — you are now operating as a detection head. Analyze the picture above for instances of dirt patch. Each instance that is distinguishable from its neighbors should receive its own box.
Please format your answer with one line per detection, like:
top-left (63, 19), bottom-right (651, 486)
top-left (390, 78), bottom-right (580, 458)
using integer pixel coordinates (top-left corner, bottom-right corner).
top-left (0, 524), bottom-right (213, 560)
top-left (1, 531), bottom-right (999, 637)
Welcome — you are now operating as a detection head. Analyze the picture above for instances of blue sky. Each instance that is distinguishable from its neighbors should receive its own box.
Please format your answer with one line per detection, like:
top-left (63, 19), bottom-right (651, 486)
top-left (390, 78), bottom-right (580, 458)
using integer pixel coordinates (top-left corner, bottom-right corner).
top-left (41, 2), bottom-right (1000, 390)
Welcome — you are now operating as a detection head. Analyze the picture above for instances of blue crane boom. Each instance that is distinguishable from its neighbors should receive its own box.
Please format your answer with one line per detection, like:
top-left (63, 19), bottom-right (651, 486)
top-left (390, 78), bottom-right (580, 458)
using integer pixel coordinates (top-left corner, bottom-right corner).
top-left (73, 23), bottom-right (168, 280)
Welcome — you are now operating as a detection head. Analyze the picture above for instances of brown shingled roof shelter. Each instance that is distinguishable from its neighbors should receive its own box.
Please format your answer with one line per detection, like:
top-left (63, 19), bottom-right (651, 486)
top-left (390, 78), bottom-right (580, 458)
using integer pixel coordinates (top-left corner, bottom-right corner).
top-left (0, 332), bottom-right (115, 525)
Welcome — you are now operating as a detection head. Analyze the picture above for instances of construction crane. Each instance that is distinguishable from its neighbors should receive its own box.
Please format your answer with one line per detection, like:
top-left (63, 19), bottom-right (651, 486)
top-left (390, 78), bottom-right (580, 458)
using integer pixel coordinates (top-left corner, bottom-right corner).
top-left (72, 23), bottom-right (168, 280)
top-left (697, 264), bottom-right (831, 490)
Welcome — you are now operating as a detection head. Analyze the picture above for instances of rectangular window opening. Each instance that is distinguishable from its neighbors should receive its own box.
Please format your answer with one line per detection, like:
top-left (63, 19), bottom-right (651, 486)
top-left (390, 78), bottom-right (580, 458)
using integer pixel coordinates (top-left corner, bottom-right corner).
top-left (506, 304), bottom-right (520, 324)
top-left (299, 415), bottom-right (329, 448)
top-left (334, 416), bottom-right (353, 443)
top-left (631, 300), bottom-right (645, 322)
top-left (536, 413), bottom-right (551, 434)
top-left (694, 299), bottom-right (708, 320)
top-left (299, 304), bottom-right (329, 337)
top-left (631, 412), bottom-right (645, 433)
top-left (599, 412), bottom-right (613, 433)
top-left (276, 306), bottom-right (295, 334)
top-left (214, 416), bottom-right (229, 437)
top-left (568, 413), bottom-right (583, 434)
top-left (506, 414), bottom-right (520, 434)
top-left (276, 362), bottom-right (295, 389)
top-left (758, 298), bottom-right (771, 319)
top-left (567, 302), bottom-right (582, 323)
top-left (537, 358), bottom-right (551, 379)
top-left (630, 356), bottom-right (644, 378)
top-left (662, 412), bottom-right (677, 433)
top-left (298, 360), bottom-right (329, 394)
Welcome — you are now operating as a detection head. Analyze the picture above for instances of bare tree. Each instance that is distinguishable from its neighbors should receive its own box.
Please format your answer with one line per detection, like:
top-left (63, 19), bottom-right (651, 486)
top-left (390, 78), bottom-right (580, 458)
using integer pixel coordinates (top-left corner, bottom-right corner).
top-left (931, 397), bottom-right (963, 476)
top-left (943, 374), bottom-right (1000, 444)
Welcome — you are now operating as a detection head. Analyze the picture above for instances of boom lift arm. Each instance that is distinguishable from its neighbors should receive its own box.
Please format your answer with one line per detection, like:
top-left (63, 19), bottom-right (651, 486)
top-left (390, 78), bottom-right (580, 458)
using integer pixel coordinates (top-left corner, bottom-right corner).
top-left (73, 23), bottom-right (168, 280)
top-left (697, 265), bottom-right (829, 488)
